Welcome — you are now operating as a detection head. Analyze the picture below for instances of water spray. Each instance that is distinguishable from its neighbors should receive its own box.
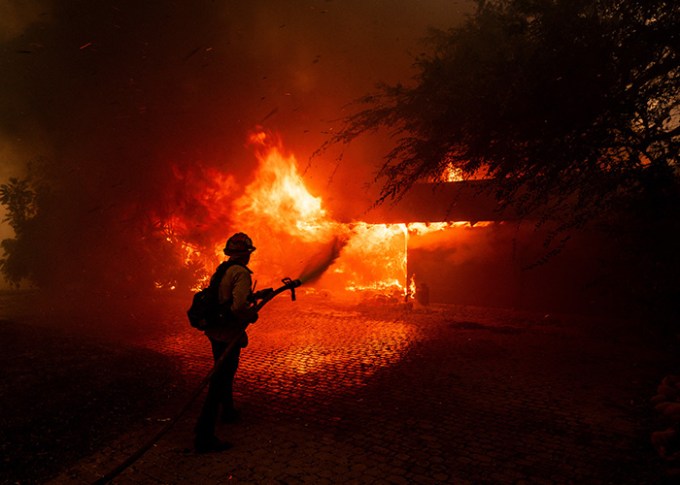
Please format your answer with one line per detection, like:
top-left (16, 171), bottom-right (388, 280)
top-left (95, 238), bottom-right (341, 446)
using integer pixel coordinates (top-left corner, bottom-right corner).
top-left (297, 234), bottom-right (348, 284)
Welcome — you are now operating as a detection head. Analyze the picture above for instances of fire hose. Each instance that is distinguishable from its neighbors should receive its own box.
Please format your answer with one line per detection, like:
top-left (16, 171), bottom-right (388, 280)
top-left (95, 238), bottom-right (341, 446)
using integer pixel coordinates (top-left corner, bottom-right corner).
top-left (92, 277), bottom-right (302, 485)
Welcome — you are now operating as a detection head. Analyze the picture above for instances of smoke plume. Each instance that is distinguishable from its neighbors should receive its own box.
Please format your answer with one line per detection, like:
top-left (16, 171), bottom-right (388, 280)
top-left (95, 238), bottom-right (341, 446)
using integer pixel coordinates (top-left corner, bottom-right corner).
top-left (0, 0), bottom-right (471, 292)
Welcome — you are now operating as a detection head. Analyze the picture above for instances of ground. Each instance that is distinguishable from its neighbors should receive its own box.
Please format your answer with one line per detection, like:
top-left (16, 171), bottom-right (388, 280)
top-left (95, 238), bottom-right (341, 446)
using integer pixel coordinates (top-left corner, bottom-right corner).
top-left (0, 290), bottom-right (678, 484)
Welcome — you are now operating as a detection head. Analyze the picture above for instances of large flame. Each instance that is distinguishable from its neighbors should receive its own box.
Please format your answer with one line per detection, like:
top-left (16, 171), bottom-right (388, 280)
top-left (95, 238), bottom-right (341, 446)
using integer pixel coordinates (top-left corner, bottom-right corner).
top-left (230, 132), bottom-right (345, 287)
top-left (230, 132), bottom-right (409, 300)
top-left (236, 132), bottom-right (331, 240)
top-left (166, 130), bottom-right (491, 300)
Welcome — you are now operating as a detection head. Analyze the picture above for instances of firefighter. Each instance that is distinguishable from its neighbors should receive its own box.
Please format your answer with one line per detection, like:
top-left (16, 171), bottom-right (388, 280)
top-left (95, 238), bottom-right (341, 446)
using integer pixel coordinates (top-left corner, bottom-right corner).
top-left (194, 232), bottom-right (259, 453)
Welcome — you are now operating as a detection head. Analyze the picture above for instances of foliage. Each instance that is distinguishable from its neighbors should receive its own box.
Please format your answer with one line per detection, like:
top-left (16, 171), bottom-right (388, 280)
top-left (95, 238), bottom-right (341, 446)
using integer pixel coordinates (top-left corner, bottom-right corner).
top-left (0, 168), bottom-right (204, 292)
top-left (324, 0), bottom-right (679, 225)
top-left (0, 178), bottom-right (37, 234)
top-left (320, 0), bottom-right (680, 324)
top-left (0, 178), bottom-right (38, 286)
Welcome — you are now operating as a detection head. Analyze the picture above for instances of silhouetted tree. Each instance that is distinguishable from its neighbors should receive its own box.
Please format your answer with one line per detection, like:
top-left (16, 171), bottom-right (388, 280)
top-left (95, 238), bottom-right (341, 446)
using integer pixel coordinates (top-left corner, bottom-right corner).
top-left (327, 0), bottom-right (678, 222)
top-left (0, 178), bottom-right (38, 286)
top-left (324, 0), bottom-right (680, 323)
top-left (0, 170), bottom-right (205, 293)
top-left (0, 178), bottom-right (37, 233)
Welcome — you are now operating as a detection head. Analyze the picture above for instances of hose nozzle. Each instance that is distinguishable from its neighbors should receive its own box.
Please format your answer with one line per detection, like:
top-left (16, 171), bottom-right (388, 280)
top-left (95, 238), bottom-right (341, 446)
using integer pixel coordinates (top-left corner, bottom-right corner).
top-left (281, 277), bottom-right (302, 301)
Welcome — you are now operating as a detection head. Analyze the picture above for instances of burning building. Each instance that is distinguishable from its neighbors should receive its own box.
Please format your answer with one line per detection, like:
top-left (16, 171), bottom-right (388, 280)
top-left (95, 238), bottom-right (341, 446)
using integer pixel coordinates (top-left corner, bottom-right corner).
top-left (165, 130), bottom-right (612, 315)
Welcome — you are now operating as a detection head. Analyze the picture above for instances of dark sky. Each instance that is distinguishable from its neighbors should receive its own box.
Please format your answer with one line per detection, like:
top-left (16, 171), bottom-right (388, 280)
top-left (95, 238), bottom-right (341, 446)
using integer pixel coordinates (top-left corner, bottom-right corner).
top-left (0, 0), bottom-right (472, 288)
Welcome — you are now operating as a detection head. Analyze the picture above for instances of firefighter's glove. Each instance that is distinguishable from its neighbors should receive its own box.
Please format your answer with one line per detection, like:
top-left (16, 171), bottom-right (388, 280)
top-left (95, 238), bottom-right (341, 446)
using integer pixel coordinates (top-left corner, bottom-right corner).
top-left (242, 307), bottom-right (259, 324)
top-left (250, 288), bottom-right (274, 303)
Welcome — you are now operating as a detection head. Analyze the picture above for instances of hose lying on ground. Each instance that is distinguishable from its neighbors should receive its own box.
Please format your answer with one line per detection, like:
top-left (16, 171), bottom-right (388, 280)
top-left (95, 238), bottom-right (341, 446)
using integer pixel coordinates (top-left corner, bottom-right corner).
top-left (92, 279), bottom-right (300, 485)
top-left (93, 237), bottom-right (344, 484)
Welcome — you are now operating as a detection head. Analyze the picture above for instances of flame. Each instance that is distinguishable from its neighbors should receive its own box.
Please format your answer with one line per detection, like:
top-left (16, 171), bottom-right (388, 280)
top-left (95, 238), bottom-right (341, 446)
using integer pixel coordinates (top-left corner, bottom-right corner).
top-left (236, 132), bottom-right (332, 241)
top-left (434, 161), bottom-right (493, 183)
top-left (162, 130), bottom-right (493, 300)
top-left (151, 164), bottom-right (241, 289)
top-left (408, 221), bottom-right (493, 235)
top-left (441, 163), bottom-right (464, 182)
top-left (228, 131), bottom-right (410, 298)
top-left (230, 132), bottom-right (343, 284)
top-left (332, 223), bottom-right (408, 293)
top-left (408, 273), bottom-right (416, 300)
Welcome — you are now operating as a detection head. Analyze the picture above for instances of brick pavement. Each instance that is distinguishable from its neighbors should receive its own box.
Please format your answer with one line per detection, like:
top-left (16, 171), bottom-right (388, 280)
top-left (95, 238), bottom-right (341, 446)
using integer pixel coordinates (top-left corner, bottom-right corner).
top-left (40, 295), bottom-right (674, 484)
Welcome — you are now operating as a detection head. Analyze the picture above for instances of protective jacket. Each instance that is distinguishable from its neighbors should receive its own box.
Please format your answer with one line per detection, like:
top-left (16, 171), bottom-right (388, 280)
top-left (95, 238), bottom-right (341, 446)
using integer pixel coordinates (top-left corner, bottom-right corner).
top-left (204, 261), bottom-right (253, 346)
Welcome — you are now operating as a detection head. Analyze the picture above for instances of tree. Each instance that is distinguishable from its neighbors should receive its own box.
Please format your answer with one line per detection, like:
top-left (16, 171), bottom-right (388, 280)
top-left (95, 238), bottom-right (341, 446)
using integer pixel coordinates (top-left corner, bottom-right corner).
top-left (0, 178), bottom-right (38, 287)
top-left (326, 0), bottom-right (679, 224)
top-left (323, 0), bottom-right (680, 323)
top-left (0, 178), bottom-right (37, 233)
top-left (0, 171), bottom-right (206, 293)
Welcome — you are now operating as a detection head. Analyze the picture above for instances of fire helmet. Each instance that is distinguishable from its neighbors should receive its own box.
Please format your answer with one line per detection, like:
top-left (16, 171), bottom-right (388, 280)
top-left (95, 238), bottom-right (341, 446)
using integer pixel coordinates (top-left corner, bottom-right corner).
top-left (224, 232), bottom-right (256, 257)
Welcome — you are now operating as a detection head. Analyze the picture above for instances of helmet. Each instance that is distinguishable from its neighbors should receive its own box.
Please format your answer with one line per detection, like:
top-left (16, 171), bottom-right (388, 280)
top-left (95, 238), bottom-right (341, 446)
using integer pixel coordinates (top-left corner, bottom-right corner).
top-left (224, 232), bottom-right (256, 256)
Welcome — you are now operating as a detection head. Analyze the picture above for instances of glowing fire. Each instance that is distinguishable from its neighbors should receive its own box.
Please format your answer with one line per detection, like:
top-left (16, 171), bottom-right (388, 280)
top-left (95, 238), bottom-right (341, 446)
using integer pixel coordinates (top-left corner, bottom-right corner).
top-left (228, 132), bottom-right (410, 300)
top-left (230, 132), bottom-right (343, 286)
top-left (323, 222), bottom-right (408, 299)
top-left (407, 221), bottom-right (493, 235)
top-left (441, 163), bottom-right (464, 182)
top-left (165, 130), bottom-right (493, 300)
top-left (237, 132), bottom-right (329, 239)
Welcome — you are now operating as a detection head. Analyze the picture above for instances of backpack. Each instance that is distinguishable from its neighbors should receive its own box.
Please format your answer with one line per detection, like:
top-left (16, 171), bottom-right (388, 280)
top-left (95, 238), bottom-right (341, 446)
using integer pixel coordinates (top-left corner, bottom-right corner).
top-left (187, 261), bottom-right (240, 331)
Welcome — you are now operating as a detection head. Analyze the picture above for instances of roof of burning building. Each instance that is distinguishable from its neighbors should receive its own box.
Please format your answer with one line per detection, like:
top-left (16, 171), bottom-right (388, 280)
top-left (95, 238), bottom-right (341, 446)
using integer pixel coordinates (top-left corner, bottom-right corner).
top-left (359, 181), bottom-right (514, 224)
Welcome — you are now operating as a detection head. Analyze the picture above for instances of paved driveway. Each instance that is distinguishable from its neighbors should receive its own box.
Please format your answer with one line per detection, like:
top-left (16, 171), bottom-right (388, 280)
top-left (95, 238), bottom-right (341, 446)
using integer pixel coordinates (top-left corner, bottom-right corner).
top-left (7, 293), bottom-right (672, 484)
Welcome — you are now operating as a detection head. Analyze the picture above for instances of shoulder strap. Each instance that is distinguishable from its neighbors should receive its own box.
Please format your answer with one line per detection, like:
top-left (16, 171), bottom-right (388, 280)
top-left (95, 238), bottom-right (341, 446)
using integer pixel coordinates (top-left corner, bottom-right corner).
top-left (208, 260), bottom-right (248, 289)
top-left (209, 262), bottom-right (230, 289)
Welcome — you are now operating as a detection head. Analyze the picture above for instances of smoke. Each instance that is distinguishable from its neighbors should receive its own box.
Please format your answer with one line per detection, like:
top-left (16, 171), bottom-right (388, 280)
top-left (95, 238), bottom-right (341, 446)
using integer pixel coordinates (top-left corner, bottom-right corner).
top-left (297, 235), bottom-right (348, 284)
top-left (408, 223), bottom-right (501, 266)
top-left (0, 0), bottom-right (472, 292)
top-left (0, 1), bottom-right (53, 43)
